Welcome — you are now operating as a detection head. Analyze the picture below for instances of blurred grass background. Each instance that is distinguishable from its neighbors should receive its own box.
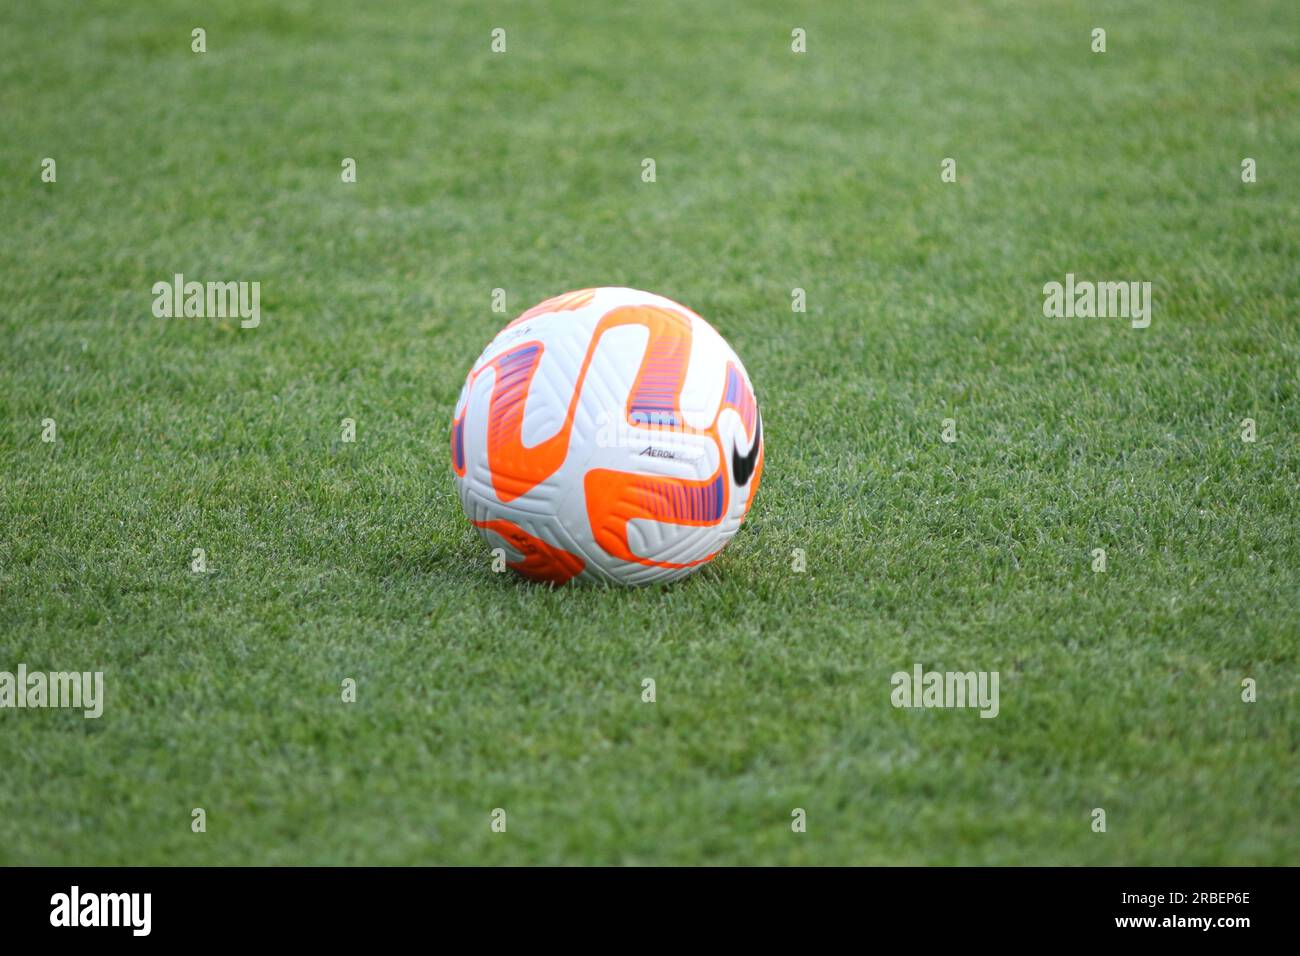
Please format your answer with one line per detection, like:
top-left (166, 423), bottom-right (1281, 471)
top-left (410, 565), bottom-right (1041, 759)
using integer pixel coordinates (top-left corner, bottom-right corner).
top-left (0, 0), bottom-right (1296, 863)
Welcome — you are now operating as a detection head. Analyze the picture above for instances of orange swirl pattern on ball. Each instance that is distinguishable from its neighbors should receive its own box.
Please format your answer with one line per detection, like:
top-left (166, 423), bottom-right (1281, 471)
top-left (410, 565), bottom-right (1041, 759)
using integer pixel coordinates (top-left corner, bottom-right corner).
top-left (472, 518), bottom-right (585, 584)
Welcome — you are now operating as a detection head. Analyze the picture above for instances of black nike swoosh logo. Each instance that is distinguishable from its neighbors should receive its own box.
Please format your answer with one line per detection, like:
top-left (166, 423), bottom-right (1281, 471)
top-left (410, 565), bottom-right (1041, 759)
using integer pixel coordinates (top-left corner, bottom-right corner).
top-left (731, 415), bottom-right (761, 486)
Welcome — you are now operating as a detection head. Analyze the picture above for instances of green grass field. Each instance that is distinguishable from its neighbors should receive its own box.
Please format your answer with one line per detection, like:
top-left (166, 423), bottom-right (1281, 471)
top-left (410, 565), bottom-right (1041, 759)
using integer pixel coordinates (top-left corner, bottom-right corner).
top-left (2, 0), bottom-right (1297, 865)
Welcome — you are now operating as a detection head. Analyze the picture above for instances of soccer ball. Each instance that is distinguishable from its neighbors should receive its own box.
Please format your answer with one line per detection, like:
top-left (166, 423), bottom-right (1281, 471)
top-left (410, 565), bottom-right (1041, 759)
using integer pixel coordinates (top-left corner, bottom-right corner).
top-left (450, 287), bottom-right (763, 585)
